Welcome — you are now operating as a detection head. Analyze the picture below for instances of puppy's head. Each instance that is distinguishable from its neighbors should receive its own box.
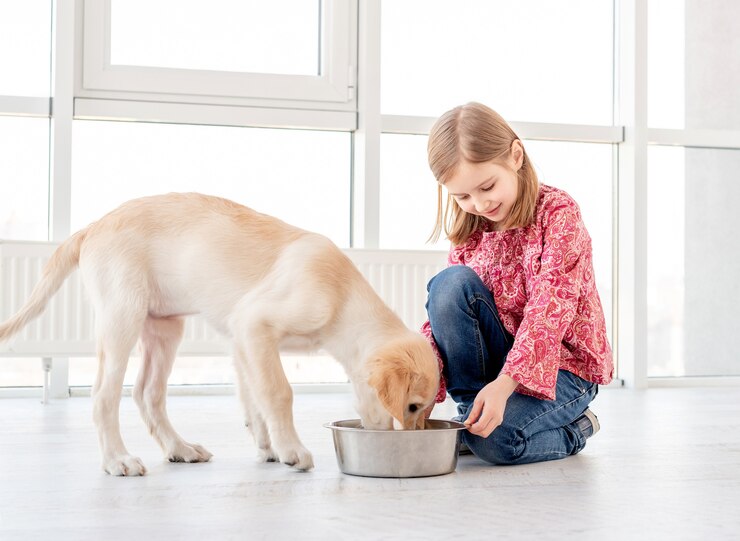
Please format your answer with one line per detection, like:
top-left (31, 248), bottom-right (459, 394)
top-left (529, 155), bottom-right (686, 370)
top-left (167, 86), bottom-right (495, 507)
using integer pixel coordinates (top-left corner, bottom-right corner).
top-left (362, 335), bottom-right (439, 430)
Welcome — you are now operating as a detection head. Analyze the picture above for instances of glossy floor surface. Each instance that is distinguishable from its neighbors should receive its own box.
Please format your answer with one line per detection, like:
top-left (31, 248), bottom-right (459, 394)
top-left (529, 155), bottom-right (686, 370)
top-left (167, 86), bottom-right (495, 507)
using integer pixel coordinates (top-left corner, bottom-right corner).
top-left (1, 386), bottom-right (739, 540)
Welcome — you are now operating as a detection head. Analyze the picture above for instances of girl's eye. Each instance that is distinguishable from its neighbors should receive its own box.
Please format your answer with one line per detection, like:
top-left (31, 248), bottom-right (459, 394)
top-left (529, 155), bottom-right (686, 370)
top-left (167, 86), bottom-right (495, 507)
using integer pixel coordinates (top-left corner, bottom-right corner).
top-left (481, 184), bottom-right (494, 192)
top-left (455, 194), bottom-right (469, 201)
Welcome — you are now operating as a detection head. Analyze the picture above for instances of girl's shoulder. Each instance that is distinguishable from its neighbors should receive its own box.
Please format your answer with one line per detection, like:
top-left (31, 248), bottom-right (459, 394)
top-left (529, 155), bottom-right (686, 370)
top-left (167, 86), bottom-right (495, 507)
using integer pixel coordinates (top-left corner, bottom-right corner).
top-left (535, 184), bottom-right (583, 224)
top-left (448, 228), bottom-right (485, 263)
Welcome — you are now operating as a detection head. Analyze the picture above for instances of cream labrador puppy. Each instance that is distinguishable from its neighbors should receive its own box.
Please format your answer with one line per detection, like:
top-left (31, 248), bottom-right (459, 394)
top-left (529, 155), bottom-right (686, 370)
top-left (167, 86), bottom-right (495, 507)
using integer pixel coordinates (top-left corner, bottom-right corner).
top-left (0, 193), bottom-right (439, 476)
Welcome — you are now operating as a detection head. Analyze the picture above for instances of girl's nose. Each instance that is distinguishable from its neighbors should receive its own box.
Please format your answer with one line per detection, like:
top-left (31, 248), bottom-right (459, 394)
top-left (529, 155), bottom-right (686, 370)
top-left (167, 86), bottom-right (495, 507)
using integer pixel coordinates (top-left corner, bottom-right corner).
top-left (475, 199), bottom-right (490, 213)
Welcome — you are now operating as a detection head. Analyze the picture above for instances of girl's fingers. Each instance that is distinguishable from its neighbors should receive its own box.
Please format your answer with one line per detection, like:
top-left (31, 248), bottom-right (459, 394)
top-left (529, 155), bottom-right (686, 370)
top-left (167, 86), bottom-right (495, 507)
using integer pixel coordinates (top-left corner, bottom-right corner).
top-left (466, 403), bottom-right (492, 433)
top-left (464, 400), bottom-right (483, 426)
top-left (468, 415), bottom-right (493, 436)
top-left (467, 408), bottom-right (501, 437)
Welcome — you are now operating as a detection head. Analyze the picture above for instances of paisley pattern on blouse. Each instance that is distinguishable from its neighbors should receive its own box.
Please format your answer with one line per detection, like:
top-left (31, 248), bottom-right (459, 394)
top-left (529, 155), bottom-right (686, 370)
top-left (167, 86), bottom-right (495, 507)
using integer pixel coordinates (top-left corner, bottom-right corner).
top-left (421, 184), bottom-right (614, 402)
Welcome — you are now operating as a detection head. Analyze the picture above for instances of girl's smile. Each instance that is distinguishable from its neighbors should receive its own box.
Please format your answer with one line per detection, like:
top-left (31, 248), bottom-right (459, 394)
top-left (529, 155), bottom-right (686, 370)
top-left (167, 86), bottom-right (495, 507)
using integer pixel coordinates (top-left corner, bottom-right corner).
top-left (484, 203), bottom-right (502, 218)
top-left (444, 156), bottom-right (520, 230)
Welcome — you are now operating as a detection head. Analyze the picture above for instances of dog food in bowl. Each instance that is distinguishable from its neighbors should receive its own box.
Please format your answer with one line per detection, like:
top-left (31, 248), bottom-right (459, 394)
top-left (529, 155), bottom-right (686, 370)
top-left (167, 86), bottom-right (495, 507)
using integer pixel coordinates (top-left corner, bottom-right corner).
top-left (324, 419), bottom-right (467, 478)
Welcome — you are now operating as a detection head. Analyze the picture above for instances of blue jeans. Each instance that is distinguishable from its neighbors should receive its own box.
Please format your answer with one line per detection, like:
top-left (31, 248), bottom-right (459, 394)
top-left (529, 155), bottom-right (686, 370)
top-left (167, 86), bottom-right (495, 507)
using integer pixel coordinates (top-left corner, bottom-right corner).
top-left (426, 266), bottom-right (599, 465)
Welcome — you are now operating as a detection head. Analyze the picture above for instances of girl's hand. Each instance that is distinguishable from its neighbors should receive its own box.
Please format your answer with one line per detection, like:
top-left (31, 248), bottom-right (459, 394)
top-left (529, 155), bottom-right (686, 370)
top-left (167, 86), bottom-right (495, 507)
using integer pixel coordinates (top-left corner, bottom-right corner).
top-left (464, 374), bottom-right (518, 438)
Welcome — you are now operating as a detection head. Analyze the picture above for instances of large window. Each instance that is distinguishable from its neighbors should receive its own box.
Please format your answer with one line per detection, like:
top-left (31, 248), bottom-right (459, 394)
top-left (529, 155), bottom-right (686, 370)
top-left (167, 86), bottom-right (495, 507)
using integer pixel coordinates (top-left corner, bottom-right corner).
top-left (648, 0), bottom-right (740, 131)
top-left (381, 0), bottom-right (614, 124)
top-left (0, 1), bottom-right (51, 96)
top-left (5, 1), bottom-right (740, 394)
top-left (68, 0), bottom-right (356, 389)
top-left (646, 0), bottom-right (740, 378)
top-left (647, 146), bottom-right (684, 377)
top-left (647, 146), bottom-right (740, 378)
top-left (647, 0), bottom-right (685, 129)
top-left (0, 117), bottom-right (49, 241)
top-left (81, 0), bottom-right (355, 109)
top-left (0, 0), bottom-right (51, 241)
top-left (110, 0), bottom-right (320, 76)
top-left (0, 1), bottom-right (52, 389)
top-left (379, 134), bottom-right (443, 251)
top-left (72, 121), bottom-right (352, 246)
top-left (2, 0), bottom-right (622, 392)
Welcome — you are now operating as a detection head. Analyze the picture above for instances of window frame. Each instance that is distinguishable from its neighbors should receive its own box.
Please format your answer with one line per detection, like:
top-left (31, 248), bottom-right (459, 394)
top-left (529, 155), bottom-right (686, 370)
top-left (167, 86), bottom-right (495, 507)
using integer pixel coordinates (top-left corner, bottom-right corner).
top-left (7, 0), bottom-right (740, 395)
top-left (0, 96), bottom-right (50, 117)
top-left (78, 0), bottom-right (357, 117)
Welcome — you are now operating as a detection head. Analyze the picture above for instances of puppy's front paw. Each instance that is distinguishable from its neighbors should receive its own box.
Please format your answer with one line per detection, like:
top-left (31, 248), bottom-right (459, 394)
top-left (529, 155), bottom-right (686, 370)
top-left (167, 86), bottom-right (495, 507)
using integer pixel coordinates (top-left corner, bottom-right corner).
top-left (280, 445), bottom-right (314, 471)
top-left (104, 455), bottom-right (147, 477)
top-left (257, 446), bottom-right (279, 463)
top-left (167, 442), bottom-right (213, 463)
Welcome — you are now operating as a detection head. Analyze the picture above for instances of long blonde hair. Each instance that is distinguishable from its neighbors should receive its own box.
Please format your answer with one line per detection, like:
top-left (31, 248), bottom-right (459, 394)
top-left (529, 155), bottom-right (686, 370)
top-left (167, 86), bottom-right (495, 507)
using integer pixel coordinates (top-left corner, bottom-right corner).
top-left (427, 102), bottom-right (539, 245)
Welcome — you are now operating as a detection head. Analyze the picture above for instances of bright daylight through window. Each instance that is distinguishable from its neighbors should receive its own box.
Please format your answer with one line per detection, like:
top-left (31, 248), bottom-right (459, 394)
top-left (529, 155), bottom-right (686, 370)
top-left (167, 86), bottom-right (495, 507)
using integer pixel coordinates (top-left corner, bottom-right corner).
top-left (4, 0), bottom-right (738, 391)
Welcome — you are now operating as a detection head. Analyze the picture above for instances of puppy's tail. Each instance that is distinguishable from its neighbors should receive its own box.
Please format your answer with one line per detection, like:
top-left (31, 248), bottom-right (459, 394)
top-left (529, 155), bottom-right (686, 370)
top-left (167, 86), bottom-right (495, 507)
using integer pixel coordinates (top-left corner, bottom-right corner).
top-left (0, 230), bottom-right (85, 342)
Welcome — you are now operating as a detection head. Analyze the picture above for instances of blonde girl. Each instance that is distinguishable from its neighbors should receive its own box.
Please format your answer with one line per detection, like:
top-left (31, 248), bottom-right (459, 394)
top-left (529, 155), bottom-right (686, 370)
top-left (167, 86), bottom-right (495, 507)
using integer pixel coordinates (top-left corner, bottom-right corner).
top-left (422, 102), bottom-right (613, 464)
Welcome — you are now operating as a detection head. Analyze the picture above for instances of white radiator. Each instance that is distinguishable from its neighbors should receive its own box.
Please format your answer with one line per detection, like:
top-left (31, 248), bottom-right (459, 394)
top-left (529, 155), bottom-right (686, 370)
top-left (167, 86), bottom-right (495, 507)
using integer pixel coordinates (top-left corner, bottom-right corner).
top-left (0, 240), bottom-right (447, 357)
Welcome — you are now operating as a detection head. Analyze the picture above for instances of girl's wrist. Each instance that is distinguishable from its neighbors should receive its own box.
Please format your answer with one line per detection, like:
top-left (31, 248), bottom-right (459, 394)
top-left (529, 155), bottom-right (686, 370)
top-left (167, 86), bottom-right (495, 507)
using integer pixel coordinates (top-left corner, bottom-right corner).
top-left (495, 373), bottom-right (519, 396)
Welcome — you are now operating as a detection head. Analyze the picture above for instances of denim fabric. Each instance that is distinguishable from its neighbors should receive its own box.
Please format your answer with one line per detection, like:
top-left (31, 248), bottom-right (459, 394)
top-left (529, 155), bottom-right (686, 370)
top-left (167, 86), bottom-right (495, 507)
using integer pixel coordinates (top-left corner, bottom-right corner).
top-left (426, 265), bottom-right (598, 465)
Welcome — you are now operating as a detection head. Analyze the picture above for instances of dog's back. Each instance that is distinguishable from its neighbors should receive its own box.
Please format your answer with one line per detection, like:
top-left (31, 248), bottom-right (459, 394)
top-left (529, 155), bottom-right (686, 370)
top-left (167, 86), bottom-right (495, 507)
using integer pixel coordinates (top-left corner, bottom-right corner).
top-left (78, 193), bottom-right (326, 327)
top-left (0, 192), bottom-right (342, 342)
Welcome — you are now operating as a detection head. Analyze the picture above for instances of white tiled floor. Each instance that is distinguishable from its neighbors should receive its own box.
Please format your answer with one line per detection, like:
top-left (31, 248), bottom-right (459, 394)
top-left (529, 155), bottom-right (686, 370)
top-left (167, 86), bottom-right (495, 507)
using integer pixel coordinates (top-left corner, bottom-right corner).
top-left (1, 386), bottom-right (739, 540)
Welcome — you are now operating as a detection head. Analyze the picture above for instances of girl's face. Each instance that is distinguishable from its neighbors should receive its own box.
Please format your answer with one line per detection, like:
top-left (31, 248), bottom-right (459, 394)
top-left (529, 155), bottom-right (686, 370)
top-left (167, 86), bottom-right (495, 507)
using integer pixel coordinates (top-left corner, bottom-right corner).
top-left (444, 142), bottom-right (523, 230)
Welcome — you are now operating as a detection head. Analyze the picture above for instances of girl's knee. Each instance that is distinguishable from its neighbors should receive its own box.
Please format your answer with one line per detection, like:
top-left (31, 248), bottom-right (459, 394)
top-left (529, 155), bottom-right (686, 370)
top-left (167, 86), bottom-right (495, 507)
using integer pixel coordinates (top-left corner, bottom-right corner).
top-left (427, 266), bottom-right (480, 312)
top-left (428, 265), bottom-right (479, 293)
top-left (464, 426), bottom-right (525, 465)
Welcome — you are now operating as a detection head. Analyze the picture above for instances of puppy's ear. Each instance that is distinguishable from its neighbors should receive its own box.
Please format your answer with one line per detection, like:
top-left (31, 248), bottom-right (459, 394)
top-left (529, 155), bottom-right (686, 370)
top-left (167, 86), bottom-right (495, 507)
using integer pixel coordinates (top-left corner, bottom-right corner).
top-left (367, 356), bottom-right (410, 428)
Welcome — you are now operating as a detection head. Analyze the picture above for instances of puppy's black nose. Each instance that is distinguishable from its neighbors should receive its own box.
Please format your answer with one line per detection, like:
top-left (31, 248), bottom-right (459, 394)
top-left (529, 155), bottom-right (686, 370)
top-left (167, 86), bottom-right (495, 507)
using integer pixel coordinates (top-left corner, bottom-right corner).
top-left (409, 404), bottom-right (418, 412)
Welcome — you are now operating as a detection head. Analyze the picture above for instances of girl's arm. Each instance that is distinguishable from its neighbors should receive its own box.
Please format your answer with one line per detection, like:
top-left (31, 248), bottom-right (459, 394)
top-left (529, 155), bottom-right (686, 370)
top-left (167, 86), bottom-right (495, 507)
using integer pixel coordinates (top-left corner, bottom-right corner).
top-left (499, 198), bottom-right (589, 401)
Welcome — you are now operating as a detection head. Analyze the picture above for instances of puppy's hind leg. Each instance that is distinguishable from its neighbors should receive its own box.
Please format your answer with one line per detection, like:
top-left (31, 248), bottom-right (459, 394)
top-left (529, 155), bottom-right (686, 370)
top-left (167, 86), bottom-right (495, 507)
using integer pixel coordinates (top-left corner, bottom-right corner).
top-left (133, 316), bottom-right (213, 464)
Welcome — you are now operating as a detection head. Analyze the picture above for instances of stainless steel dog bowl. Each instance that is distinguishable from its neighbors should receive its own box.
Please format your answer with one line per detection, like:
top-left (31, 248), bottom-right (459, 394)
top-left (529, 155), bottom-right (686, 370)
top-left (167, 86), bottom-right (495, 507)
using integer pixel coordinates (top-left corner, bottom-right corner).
top-left (324, 419), bottom-right (467, 478)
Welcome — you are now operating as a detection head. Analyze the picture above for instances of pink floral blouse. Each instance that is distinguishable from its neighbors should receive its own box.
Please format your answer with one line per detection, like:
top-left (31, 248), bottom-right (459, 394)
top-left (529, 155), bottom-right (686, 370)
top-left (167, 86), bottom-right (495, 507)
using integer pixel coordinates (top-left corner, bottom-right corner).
top-left (421, 184), bottom-right (614, 402)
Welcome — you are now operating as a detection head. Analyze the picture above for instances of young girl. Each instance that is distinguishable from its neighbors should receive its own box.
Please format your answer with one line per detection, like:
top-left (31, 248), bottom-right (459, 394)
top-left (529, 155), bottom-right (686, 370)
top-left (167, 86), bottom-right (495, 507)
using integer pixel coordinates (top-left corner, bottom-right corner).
top-left (421, 102), bottom-right (613, 465)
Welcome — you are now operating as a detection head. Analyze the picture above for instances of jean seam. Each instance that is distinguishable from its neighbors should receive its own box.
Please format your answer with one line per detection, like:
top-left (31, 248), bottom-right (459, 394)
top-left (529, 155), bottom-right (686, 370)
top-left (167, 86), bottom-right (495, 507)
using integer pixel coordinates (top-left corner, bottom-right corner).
top-left (472, 319), bottom-right (487, 384)
top-left (469, 293), bottom-right (510, 345)
top-left (520, 385), bottom-right (592, 434)
top-left (466, 295), bottom-right (495, 383)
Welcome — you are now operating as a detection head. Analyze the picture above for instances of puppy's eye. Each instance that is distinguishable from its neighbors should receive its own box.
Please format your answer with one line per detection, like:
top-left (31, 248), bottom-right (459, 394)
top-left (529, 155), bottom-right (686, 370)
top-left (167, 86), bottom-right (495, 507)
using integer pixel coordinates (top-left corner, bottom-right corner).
top-left (409, 404), bottom-right (419, 413)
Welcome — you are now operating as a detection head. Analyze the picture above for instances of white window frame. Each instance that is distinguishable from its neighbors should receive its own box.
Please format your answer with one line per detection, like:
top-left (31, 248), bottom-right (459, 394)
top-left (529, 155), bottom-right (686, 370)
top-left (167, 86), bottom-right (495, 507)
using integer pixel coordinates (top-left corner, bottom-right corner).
top-left (8, 0), bottom-right (740, 398)
top-left (77, 0), bottom-right (357, 123)
top-left (0, 96), bottom-right (50, 117)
